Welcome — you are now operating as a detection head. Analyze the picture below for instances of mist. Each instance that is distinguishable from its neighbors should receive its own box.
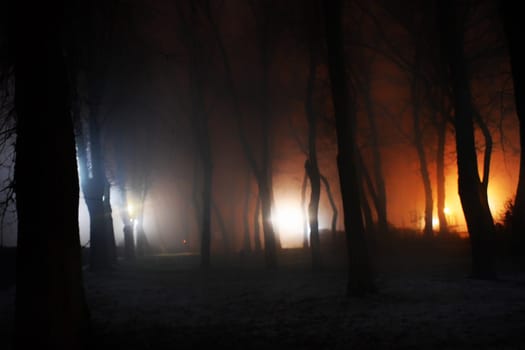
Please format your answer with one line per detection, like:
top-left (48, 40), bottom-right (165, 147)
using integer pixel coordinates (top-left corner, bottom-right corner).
top-left (2, 0), bottom-right (525, 348)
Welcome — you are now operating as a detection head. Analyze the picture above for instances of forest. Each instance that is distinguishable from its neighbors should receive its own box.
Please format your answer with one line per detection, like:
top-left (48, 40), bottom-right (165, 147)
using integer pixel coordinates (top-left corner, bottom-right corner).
top-left (1, 0), bottom-right (525, 349)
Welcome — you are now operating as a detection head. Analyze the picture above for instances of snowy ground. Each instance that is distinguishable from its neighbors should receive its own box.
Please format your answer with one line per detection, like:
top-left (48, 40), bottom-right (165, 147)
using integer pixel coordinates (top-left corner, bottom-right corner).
top-left (2, 237), bottom-right (525, 349)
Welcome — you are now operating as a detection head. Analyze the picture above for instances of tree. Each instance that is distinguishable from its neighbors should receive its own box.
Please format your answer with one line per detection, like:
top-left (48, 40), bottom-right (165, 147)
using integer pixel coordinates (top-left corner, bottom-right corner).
top-left (323, 0), bottom-right (375, 296)
top-left (304, 0), bottom-right (322, 269)
top-left (500, 0), bottom-right (525, 264)
top-left (174, 0), bottom-right (214, 268)
top-left (204, 0), bottom-right (279, 268)
top-left (71, 0), bottom-right (119, 270)
top-left (10, 1), bottom-right (90, 348)
top-left (438, 0), bottom-right (495, 278)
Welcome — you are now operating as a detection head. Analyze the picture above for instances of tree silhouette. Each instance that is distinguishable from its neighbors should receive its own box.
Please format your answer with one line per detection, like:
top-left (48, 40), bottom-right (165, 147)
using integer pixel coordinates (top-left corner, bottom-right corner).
top-left (438, 0), bottom-right (495, 278)
top-left (10, 1), bottom-right (90, 347)
top-left (323, 0), bottom-right (375, 296)
top-left (500, 0), bottom-right (525, 265)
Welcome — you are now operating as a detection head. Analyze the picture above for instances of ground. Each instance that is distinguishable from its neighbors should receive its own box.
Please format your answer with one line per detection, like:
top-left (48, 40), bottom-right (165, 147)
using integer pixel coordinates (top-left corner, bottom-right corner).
top-left (1, 235), bottom-right (525, 349)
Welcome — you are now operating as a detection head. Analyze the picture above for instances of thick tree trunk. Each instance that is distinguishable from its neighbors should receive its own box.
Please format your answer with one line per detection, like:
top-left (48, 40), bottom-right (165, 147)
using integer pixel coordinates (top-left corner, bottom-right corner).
top-left (77, 113), bottom-right (115, 270)
top-left (12, 1), bottom-right (90, 348)
top-left (499, 1), bottom-right (525, 262)
top-left (88, 111), bottom-right (116, 265)
top-left (323, 0), bottom-right (375, 296)
top-left (438, 1), bottom-right (495, 278)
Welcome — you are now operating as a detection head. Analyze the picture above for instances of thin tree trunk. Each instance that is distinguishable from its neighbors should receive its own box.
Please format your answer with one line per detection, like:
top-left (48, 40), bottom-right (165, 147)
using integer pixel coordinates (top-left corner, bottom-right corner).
top-left (436, 118), bottom-right (448, 234)
top-left (305, 21), bottom-right (322, 268)
top-left (120, 187), bottom-right (135, 261)
top-left (301, 170), bottom-right (309, 248)
top-left (135, 184), bottom-right (150, 257)
top-left (200, 167), bottom-right (212, 268)
top-left (473, 109), bottom-right (493, 189)
top-left (357, 149), bottom-right (380, 231)
top-left (12, 1), bottom-right (90, 347)
top-left (411, 46), bottom-right (434, 238)
top-left (323, 0), bottom-right (375, 296)
top-left (253, 194), bottom-right (262, 252)
top-left (363, 84), bottom-right (388, 233)
top-left (242, 176), bottom-right (252, 253)
top-left (212, 200), bottom-right (230, 253)
top-left (205, 3), bottom-right (277, 267)
top-left (259, 176), bottom-right (277, 268)
top-left (438, 0), bottom-right (495, 278)
top-left (320, 174), bottom-right (338, 245)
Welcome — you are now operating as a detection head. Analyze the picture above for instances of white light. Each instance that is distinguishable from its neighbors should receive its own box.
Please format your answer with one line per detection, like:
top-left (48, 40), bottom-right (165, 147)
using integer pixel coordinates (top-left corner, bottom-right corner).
top-left (443, 207), bottom-right (451, 215)
top-left (272, 203), bottom-right (304, 248)
top-left (432, 217), bottom-right (439, 229)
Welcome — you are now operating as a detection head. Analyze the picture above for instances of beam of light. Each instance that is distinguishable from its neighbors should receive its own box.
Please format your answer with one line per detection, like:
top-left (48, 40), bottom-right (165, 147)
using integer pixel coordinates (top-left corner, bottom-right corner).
top-left (271, 202), bottom-right (304, 248)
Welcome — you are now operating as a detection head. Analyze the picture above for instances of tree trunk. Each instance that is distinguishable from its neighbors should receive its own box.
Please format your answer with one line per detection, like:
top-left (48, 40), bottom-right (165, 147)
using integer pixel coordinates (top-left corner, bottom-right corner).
top-left (436, 118), bottom-right (448, 234)
top-left (103, 180), bottom-right (117, 263)
top-left (77, 111), bottom-right (115, 270)
top-left (500, 1), bottom-right (525, 262)
top-left (242, 176), bottom-right (252, 253)
top-left (135, 186), bottom-right (150, 257)
top-left (12, 1), bottom-right (90, 348)
top-left (120, 188), bottom-right (135, 261)
top-left (323, 0), bottom-right (375, 296)
top-left (212, 200), bottom-right (230, 254)
top-left (253, 194), bottom-right (262, 252)
top-left (306, 160), bottom-right (322, 269)
top-left (204, 3), bottom-right (277, 263)
top-left (363, 84), bottom-right (388, 233)
top-left (305, 25), bottom-right (322, 269)
top-left (259, 176), bottom-right (277, 268)
top-left (357, 149), bottom-right (380, 232)
top-left (320, 174), bottom-right (338, 247)
top-left (411, 45), bottom-right (434, 238)
top-left (199, 162), bottom-right (212, 268)
top-left (300, 170), bottom-right (309, 248)
top-left (438, 0), bottom-right (495, 278)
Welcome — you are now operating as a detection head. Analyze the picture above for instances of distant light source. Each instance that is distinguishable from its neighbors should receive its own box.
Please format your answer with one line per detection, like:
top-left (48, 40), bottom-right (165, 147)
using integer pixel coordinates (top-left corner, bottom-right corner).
top-left (432, 217), bottom-right (439, 230)
top-left (443, 207), bottom-right (451, 215)
top-left (127, 203), bottom-right (135, 220)
top-left (271, 202), bottom-right (304, 248)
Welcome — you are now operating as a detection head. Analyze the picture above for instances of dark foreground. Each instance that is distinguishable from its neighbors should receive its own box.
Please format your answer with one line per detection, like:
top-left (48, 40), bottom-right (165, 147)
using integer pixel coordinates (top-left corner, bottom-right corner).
top-left (1, 235), bottom-right (525, 349)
